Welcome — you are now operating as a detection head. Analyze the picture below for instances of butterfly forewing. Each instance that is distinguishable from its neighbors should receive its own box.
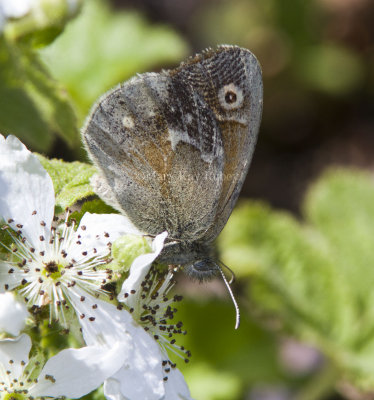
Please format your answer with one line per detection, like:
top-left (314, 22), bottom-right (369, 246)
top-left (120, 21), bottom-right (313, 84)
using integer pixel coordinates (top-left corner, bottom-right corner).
top-left (83, 74), bottom-right (224, 240)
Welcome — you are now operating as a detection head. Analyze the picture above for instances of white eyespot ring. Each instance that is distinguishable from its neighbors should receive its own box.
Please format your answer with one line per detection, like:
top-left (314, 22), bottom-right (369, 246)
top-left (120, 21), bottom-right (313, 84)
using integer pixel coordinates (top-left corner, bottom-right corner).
top-left (218, 83), bottom-right (244, 110)
top-left (122, 115), bottom-right (135, 129)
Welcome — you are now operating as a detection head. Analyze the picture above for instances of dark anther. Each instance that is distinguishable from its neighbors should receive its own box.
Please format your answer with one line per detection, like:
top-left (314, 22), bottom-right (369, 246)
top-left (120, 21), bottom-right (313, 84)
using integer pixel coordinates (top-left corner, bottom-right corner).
top-left (44, 261), bottom-right (59, 274)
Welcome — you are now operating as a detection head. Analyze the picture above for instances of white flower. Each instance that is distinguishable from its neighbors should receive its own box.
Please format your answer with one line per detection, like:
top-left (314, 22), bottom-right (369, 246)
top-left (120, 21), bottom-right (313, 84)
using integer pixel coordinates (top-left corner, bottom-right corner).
top-left (0, 0), bottom-right (33, 21)
top-left (0, 333), bottom-right (128, 399)
top-left (0, 0), bottom-right (33, 33)
top-left (0, 292), bottom-right (28, 336)
top-left (0, 0), bottom-right (81, 32)
top-left (76, 233), bottom-right (193, 400)
top-left (0, 134), bottom-right (136, 325)
top-left (119, 236), bottom-right (190, 364)
top-left (0, 135), bottom-right (192, 399)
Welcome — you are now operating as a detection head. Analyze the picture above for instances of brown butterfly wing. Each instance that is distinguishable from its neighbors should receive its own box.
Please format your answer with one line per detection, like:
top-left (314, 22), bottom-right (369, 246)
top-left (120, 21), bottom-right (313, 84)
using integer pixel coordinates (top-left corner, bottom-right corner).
top-left (82, 71), bottom-right (224, 240)
top-left (192, 46), bottom-right (263, 241)
top-left (82, 46), bottom-right (262, 242)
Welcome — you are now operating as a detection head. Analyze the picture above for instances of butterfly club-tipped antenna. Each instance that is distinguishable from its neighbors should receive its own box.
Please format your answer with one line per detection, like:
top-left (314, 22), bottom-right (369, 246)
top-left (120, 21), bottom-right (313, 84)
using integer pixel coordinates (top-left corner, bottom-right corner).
top-left (216, 263), bottom-right (240, 330)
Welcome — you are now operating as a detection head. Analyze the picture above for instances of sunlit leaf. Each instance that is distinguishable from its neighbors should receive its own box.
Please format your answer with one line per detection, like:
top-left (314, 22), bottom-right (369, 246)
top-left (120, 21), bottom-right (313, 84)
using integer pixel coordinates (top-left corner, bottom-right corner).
top-left (37, 154), bottom-right (96, 214)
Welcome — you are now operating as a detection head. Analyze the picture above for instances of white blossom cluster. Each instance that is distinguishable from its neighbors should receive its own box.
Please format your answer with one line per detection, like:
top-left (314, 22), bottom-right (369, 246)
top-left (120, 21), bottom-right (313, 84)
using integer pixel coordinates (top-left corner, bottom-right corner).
top-left (0, 134), bottom-right (193, 400)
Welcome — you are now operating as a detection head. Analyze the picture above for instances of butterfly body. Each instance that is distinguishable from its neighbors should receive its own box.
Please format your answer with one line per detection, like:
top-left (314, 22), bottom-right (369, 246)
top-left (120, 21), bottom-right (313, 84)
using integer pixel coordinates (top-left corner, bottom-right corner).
top-left (82, 45), bottom-right (263, 279)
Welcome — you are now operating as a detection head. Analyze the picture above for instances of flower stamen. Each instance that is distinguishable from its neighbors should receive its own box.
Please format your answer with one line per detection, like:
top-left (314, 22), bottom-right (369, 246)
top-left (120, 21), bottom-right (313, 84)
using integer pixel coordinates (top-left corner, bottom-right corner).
top-left (123, 266), bottom-right (191, 367)
top-left (0, 213), bottom-right (113, 326)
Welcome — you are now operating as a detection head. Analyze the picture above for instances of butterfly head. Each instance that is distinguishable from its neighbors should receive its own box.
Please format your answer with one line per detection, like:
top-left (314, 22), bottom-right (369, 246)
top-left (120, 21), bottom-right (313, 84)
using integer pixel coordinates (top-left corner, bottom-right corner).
top-left (184, 258), bottom-right (219, 282)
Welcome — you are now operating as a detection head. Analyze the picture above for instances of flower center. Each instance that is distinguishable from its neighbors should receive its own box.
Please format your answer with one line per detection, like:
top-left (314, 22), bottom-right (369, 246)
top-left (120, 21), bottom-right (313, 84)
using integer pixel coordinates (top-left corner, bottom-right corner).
top-left (42, 261), bottom-right (63, 280)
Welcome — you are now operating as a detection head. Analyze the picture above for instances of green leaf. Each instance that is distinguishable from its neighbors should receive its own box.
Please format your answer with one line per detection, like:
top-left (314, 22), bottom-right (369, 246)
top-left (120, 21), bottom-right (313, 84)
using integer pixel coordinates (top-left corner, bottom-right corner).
top-left (40, 0), bottom-right (189, 122)
top-left (69, 198), bottom-right (117, 226)
top-left (0, 36), bottom-right (79, 152)
top-left (304, 169), bottom-right (374, 389)
top-left (177, 299), bottom-right (281, 385)
top-left (184, 362), bottom-right (242, 400)
top-left (37, 154), bottom-right (97, 214)
top-left (0, 37), bottom-right (52, 152)
top-left (218, 168), bottom-right (374, 392)
top-left (305, 169), bottom-right (374, 295)
top-left (219, 202), bottom-right (352, 346)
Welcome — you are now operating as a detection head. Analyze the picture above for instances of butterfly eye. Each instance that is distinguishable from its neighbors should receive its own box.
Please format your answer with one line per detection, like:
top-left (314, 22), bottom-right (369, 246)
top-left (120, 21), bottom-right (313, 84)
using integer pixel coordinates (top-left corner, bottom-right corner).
top-left (218, 83), bottom-right (244, 110)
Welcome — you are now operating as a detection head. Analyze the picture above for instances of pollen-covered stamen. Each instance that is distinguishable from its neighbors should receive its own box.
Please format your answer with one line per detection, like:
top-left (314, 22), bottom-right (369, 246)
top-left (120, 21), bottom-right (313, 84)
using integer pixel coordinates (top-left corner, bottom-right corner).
top-left (161, 358), bottom-right (178, 382)
top-left (125, 267), bottom-right (191, 367)
top-left (0, 212), bottom-right (114, 325)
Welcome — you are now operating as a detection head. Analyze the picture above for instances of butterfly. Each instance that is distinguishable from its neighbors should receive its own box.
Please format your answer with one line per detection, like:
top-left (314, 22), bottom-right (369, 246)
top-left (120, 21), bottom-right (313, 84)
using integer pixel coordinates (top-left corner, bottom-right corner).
top-left (82, 45), bottom-right (263, 327)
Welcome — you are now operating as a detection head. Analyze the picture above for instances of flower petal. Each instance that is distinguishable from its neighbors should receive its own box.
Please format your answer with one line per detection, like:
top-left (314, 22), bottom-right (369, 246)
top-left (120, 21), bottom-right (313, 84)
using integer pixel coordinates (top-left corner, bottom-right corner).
top-left (102, 302), bottom-right (172, 400)
top-left (72, 212), bottom-right (141, 259)
top-left (68, 290), bottom-right (133, 346)
top-left (119, 231), bottom-right (167, 309)
top-left (0, 292), bottom-right (27, 335)
top-left (0, 0), bottom-right (33, 18)
top-left (164, 368), bottom-right (194, 400)
top-left (62, 290), bottom-right (167, 399)
top-left (0, 262), bottom-right (23, 292)
top-left (0, 135), bottom-right (54, 243)
top-left (103, 378), bottom-right (125, 400)
top-left (72, 292), bottom-right (167, 400)
top-left (0, 334), bottom-right (31, 380)
top-left (103, 329), bottom-right (165, 400)
top-left (29, 342), bottom-right (131, 399)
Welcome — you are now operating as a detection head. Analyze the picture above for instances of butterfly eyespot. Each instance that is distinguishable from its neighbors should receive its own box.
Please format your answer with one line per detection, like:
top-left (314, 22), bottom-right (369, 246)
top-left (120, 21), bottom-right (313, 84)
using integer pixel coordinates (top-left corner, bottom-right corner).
top-left (218, 83), bottom-right (244, 110)
top-left (225, 91), bottom-right (237, 104)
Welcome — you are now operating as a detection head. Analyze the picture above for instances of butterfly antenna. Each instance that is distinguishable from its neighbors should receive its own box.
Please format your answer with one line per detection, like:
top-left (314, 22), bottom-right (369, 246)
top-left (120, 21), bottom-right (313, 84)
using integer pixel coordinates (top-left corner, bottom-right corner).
top-left (217, 264), bottom-right (240, 329)
top-left (219, 260), bottom-right (236, 284)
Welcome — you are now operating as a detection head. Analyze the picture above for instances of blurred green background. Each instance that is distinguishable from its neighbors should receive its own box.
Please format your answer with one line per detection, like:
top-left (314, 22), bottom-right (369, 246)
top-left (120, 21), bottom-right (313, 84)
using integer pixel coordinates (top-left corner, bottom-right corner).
top-left (1, 0), bottom-right (374, 399)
